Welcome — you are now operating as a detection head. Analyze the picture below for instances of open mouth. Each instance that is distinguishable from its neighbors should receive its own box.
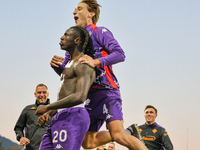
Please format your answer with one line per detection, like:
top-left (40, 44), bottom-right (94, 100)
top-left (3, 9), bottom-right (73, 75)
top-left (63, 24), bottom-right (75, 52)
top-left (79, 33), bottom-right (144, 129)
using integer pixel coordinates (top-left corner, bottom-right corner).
top-left (74, 16), bottom-right (79, 22)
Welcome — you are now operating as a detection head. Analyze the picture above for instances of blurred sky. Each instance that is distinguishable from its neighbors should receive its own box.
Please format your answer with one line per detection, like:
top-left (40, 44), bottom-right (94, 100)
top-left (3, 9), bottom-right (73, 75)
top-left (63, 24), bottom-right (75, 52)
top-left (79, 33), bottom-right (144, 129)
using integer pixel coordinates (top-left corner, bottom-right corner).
top-left (0, 0), bottom-right (199, 150)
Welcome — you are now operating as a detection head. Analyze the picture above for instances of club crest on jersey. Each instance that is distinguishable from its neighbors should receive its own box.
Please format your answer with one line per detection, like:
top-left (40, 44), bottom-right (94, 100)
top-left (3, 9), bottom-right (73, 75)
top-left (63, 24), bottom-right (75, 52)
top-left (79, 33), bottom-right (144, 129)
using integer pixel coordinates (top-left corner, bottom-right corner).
top-left (152, 129), bottom-right (157, 133)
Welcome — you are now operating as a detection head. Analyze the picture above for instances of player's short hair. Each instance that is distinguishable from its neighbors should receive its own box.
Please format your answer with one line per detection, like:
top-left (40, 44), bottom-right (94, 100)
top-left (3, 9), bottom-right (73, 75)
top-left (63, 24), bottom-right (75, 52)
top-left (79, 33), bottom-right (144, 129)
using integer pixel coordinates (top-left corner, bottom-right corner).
top-left (35, 84), bottom-right (48, 90)
top-left (70, 26), bottom-right (94, 58)
top-left (144, 105), bottom-right (157, 114)
top-left (81, 0), bottom-right (101, 24)
top-left (109, 142), bottom-right (115, 146)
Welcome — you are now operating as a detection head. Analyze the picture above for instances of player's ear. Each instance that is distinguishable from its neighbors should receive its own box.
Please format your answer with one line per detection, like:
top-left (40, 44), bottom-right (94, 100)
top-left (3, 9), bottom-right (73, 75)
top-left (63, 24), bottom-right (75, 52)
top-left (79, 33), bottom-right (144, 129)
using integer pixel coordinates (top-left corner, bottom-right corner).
top-left (74, 37), bottom-right (81, 45)
top-left (34, 92), bottom-right (36, 97)
top-left (88, 12), bottom-right (95, 18)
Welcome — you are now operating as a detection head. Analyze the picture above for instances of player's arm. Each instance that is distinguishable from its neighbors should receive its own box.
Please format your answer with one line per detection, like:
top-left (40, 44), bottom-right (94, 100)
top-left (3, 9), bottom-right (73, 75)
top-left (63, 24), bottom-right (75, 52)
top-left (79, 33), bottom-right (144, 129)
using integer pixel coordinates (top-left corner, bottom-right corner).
top-left (161, 129), bottom-right (174, 150)
top-left (14, 109), bottom-right (30, 146)
top-left (80, 27), bottom-right (125, 68)
top-left (36, 63), bottom-right (94, 114)
top-left (125, 128), bottom-right (132, 135)
top-left (96, 27), bottom-right (125, 66)
top-left (37, 110), bottom-right (57, 126)
top-left (51, 51), bottom-right (70, 76)
top-left (14, 108), bottom-right (27, 141)
top-left (19, 137), bottom-right (30, 146)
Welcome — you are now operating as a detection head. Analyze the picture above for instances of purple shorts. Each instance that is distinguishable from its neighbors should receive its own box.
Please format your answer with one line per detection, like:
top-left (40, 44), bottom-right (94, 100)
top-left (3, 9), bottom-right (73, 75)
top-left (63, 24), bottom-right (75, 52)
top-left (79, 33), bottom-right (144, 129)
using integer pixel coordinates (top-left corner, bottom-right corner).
top-left (85, 89), bottom-right (123, 132)
top-left (39, 107), bottom-right (90, 150)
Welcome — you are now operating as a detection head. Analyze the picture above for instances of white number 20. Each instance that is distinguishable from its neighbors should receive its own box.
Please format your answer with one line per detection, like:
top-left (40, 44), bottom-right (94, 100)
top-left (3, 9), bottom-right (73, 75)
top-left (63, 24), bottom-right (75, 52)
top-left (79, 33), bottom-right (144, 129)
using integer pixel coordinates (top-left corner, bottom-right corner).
top-left (53, 130), bottom-right (67, 143)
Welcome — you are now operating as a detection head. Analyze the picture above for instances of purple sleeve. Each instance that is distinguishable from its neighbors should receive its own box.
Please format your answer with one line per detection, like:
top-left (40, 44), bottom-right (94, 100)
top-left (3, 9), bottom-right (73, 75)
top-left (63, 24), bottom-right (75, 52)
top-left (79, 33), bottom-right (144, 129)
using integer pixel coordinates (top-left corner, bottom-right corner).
top-left (96, 27), bottom-right (125, 66)
top-left (52, 51), bottom-right (70, 76)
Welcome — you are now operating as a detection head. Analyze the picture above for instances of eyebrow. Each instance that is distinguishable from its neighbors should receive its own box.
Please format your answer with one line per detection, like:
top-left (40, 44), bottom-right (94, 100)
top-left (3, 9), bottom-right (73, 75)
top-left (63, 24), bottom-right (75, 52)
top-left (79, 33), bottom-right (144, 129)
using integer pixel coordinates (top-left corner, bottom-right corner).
top-left (75, 6), bottom-right (82, 10)
top-left (145, 111), bottom-right (154, 113)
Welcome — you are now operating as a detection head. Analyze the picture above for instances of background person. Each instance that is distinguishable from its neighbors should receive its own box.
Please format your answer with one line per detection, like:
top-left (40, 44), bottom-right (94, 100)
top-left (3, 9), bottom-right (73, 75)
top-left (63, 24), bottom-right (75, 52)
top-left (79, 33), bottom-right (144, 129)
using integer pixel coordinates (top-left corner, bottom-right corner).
top-left (107, 142), bottom-right (115, 150)
top-left (126, 105), bottom-right (174, 150)
top-left (14, 84), bottom-right (53, 150)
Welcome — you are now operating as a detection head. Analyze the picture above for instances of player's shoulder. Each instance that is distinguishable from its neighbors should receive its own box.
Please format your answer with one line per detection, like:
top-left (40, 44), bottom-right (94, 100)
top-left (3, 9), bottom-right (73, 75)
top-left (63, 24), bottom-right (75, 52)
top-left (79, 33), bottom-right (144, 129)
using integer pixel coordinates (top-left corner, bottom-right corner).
top-left (154, 123), bottom-right (166, 132)
top-left (154, 122), bottom-right (164, 128)
top-left (96, 26), bottom-right (111, 34)
top-left (22, 103), bottom-right (36, 112)
top-left (139, 123), bottom-right (146, 129)
top-left (25, 103), bottom-right (34, 108)
top-left (76, 62), bottom-right (94, 73)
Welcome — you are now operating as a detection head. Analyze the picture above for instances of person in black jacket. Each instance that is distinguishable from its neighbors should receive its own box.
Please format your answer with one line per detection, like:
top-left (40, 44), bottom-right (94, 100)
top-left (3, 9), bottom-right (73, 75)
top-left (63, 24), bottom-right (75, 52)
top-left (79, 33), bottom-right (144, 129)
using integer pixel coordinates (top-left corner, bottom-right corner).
top-left (125, 105), bottom-right (173, 150)
top-left (14, 83), bottom-right (53, 150)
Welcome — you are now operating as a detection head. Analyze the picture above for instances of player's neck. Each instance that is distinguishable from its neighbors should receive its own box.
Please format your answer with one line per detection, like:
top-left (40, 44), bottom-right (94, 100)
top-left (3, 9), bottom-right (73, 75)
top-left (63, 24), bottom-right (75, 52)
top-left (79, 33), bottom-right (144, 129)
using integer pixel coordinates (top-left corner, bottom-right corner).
top-left (146, 121), bottom-right (155, 125)
top-left (69, 48), bottom-right (82, 61)
top-left (71, 53), bottom-right (82, 62)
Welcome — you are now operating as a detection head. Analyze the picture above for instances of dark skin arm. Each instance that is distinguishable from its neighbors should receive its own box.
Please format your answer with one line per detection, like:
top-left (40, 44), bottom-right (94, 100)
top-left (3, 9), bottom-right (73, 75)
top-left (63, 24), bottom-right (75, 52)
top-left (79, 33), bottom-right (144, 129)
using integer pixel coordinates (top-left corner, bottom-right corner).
top-left (36, 63), bottom-right (94, 115)
top-left (50, 55), bottom-right (64, 67)
top-left (37, 110), bottom-right (57, 126)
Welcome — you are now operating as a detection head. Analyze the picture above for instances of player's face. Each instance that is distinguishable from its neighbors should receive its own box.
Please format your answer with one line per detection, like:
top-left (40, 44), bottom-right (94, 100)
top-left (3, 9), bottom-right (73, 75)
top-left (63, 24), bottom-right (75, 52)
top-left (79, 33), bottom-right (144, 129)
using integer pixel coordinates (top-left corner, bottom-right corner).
top-left (97, 145), bottom-right (106, 150)
top-left (144, 108), bottom-right (157, 125)
top-left (73, 2), bottom-right (94, 27)
top-left (60, 29), bottom-right (77, 50)
top-left (34, 86), bottom-right (49, 105)
top-left (107, 143), bottom-right (115, 150)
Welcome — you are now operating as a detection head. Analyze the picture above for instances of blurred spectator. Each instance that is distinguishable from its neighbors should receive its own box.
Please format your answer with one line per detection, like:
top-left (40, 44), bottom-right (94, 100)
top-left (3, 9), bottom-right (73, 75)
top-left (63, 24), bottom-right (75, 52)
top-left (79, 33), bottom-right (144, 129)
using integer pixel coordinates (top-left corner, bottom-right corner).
top-left (14, 84), bottom-right (53, 150)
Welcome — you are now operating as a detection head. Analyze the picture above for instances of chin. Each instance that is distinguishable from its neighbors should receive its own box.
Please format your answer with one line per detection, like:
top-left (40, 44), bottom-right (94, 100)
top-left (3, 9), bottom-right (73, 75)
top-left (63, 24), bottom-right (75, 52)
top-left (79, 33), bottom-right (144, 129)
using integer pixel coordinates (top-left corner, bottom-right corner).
top-left (39, 100), bottom-right (46, 104)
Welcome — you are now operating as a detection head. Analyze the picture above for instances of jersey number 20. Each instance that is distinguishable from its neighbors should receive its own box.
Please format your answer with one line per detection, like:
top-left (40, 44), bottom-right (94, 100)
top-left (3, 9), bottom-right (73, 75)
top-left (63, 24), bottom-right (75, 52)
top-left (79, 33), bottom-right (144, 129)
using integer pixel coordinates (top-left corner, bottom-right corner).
top-left (53, 130), bottom-right (67, 143)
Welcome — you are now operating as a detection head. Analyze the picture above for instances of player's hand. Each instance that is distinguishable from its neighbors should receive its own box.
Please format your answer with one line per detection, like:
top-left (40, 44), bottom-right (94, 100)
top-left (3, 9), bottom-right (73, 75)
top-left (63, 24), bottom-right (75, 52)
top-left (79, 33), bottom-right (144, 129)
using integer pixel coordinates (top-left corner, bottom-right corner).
top-left (79, 54), bottom-right (100, 68)
top-left (38, 114), bottom-right (50, 126)
top-left (50, 55), bottom-right (64, 67)
top-left (20, 137), bottom-right (30, 146)
top-left (35, 105), bottom-right (48, 116)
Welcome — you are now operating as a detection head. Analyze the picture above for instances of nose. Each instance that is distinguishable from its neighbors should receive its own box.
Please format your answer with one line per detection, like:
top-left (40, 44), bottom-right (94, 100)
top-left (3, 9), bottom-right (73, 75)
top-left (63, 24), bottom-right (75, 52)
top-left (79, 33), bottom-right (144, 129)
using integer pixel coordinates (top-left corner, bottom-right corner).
top-left (73, 9), bottom-right (76, 15)
top-left (60, 36), bottom-right (64, 40)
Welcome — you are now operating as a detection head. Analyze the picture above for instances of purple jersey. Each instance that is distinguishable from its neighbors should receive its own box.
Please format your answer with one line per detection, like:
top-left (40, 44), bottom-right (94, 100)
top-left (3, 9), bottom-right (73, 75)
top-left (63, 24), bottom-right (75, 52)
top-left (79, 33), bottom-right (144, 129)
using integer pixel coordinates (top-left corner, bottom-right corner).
top-left (53, 24), bottom-right (125, 90)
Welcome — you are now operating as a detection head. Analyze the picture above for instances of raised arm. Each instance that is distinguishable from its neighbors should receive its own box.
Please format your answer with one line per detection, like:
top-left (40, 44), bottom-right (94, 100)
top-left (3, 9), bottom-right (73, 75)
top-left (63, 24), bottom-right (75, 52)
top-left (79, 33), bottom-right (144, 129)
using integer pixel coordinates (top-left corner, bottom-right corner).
top-left (96, 27), bottom-right (125, 67)
top-left (80, 27), bottom-right (125, 68)
top-left (51, 52), bottom-right (71, 76)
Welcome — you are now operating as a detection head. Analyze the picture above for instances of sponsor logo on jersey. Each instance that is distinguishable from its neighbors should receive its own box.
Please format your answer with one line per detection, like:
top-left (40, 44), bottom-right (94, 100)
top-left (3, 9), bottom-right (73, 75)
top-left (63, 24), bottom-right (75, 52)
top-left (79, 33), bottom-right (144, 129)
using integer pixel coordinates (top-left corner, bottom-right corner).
top-left (55, 144), bottom-right (63, 149)
top-left (142, 136), bottom-right (156, 141)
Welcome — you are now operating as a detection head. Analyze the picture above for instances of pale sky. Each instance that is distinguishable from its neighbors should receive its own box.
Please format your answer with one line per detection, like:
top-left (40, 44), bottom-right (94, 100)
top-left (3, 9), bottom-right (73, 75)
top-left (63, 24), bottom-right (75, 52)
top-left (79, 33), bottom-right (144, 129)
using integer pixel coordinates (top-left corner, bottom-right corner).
top-left (0, 0), bottom-right (199, 150)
